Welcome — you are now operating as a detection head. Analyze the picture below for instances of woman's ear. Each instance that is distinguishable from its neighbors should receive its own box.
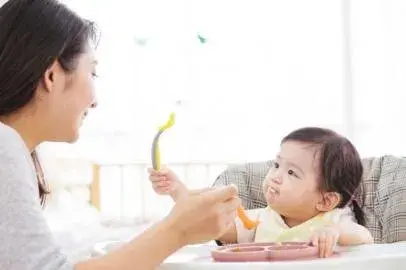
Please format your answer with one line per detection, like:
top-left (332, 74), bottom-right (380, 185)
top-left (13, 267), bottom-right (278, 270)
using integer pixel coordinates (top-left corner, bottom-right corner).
top-left (40, 60), bottom-right (66, 93)
top-left (316, 192), bottom-right (340, 212)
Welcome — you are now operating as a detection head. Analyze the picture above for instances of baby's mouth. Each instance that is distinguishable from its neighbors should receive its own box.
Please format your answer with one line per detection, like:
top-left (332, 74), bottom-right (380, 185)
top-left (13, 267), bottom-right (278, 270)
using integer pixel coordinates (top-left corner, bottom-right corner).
top-left (267, 186), bottom-right (280, 195)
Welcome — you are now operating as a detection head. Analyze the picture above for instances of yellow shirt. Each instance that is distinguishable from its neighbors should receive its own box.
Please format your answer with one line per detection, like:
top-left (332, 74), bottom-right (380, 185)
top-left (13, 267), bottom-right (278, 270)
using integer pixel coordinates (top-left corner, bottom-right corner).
top-left (236, 206), bottom-right (355, 243)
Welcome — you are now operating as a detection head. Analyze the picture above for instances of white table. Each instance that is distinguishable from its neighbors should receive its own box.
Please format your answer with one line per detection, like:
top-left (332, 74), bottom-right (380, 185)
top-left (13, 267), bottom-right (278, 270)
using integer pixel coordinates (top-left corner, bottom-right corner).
top-left (92, 241), bottom-right (406, 270)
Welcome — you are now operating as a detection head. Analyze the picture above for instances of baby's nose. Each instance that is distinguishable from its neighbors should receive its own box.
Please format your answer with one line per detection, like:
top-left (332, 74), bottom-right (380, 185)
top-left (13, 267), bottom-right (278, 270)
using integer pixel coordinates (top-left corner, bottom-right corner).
top-left (271, 172), bottom-right (283, 184)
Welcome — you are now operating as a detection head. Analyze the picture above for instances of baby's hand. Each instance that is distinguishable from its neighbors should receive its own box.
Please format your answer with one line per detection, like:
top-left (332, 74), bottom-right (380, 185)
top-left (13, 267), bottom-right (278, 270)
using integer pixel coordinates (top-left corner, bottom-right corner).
top-left (148, 167), bottom-right (178, 194)
top-left (310, 226), bottom-right (339, 258)
top-left (147, 167), bottom-right (187, 201)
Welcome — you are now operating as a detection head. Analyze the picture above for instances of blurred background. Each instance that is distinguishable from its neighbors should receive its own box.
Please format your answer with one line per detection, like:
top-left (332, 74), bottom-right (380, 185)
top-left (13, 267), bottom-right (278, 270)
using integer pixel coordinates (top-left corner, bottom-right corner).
top-left (28, 0), bottom-right (406, 250)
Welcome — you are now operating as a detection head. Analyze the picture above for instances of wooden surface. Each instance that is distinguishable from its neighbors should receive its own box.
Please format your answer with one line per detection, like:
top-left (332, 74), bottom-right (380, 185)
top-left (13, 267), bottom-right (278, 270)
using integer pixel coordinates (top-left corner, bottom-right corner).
top-left (90, 163), bottom-right (101, 210)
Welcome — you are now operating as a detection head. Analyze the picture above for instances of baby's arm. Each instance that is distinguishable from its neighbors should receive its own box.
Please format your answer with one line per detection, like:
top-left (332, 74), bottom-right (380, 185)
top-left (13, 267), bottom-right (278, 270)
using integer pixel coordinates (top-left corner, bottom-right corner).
top-left (148, 167), bottom-right (189, 202)
top-left (336, 221), bottom-right (373, 246)
top-left (168, 181), bottom-right (188, 202)
top-left (334, 209), bottom-right (373, 245)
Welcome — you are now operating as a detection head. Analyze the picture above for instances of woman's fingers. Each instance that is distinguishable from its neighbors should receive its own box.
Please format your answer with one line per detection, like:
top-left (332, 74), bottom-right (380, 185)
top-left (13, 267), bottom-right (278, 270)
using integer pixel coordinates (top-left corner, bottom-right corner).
top-left (202, 184), bottom-right (238, 204)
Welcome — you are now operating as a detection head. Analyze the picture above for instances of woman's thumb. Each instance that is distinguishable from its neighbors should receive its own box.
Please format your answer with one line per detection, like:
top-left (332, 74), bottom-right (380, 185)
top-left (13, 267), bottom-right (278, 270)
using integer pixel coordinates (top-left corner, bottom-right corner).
top-left (202, 184), bottom-right (238, 204)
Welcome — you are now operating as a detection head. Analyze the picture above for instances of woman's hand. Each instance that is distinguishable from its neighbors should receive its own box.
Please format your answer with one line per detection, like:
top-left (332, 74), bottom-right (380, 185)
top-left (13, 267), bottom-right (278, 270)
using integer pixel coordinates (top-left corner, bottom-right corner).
top-left (76, 185), bottom-right (240, 270)
top-left (148, 167), bottom-right (188, 201)
top-left (165, 184), bottom-right (241, 245)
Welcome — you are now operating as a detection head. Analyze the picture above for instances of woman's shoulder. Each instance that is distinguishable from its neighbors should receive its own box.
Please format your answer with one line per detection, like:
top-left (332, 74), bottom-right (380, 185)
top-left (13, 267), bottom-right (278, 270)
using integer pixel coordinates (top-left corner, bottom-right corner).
top-left (0, 122), bottom-right (28, 156)
top-left (0, 122), bottom-right (35, 186)
top-left (0, 121), bottom-right (22, 140)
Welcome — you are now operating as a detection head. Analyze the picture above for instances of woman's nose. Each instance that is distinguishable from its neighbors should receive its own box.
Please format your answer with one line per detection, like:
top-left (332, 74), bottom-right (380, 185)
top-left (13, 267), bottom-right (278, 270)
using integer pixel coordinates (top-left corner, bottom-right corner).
top-left (90, 100), bottom-right (98, 109)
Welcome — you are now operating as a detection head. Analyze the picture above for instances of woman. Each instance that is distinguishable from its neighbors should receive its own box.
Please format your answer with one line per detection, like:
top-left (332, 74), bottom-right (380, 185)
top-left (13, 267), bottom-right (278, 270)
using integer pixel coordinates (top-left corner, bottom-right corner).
top-left (0, 0), bottom-right (241, 269)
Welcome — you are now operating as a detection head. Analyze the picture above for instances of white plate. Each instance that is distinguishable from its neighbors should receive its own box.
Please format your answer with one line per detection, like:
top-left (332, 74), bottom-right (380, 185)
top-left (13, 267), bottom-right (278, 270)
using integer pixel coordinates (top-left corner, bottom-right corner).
top-left (92, 241), bottom-right (406, 270)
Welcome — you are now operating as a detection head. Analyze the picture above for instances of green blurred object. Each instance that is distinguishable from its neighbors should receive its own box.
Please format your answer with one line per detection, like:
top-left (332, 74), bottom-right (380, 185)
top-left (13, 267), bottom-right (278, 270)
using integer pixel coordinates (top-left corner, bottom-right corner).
top-left (197, 34), bottom-right (207, 44)
top-left (134, 37), bottom-right (148, 46)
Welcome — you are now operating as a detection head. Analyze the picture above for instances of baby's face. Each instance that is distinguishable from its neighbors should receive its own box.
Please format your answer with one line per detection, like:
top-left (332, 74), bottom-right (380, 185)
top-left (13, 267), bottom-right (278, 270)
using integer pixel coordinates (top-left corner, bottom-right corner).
top-left (263, 141), bottom-right (322, 221)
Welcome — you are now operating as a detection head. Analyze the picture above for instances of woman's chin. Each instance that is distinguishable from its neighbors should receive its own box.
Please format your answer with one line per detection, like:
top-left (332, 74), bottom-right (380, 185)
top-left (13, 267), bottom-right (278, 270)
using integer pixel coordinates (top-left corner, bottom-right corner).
top-left (64, 127), bottom-right (81, 143)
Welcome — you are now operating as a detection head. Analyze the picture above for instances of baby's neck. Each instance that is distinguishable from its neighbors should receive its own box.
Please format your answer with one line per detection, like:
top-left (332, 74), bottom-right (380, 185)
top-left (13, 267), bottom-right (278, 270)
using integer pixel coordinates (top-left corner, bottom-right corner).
top-left (282, 213), bottom-right (322, 228)
top-left (282, 216), bottom-right (305, 228)
top-left (267, 205), bottom-right (322, 227)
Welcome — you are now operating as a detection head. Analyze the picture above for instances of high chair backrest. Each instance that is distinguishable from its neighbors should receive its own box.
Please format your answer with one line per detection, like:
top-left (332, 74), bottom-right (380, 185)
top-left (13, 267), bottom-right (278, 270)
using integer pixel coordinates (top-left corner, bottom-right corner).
top-left (212, 156), bottom-right (406, 244)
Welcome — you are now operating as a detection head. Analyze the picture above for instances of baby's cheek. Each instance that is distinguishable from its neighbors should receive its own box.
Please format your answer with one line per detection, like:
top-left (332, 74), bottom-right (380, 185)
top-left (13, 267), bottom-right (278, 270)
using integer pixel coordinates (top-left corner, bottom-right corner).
top-left (262, 178), bottom-right (270, 190)
top-left (292, 188), bottom-right (309, 199)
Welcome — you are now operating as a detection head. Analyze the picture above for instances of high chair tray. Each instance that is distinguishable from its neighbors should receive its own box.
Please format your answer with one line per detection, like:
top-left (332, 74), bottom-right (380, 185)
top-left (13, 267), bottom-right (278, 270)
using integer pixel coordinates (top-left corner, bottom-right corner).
top-left (92, 240), bottom-right (406, 270)
top-left (211, 242), bottom-right (318, 262)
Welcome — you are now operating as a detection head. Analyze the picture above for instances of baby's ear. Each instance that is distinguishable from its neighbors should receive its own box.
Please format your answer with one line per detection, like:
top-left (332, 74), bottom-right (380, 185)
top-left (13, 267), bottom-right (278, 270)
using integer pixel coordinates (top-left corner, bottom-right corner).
top-left (315, 191), bottom-right (340, 212)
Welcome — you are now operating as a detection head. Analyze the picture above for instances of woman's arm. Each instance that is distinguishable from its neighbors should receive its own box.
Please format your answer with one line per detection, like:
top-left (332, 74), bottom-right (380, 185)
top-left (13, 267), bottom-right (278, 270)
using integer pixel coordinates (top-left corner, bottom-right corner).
top-left (76, 219), bottom-right (183, 270)
top-left (215, 223), bottom-right (238, 244)
top-left (214, 208), bottom-right (262, 245)
top-left (77, 185), bottom-right (241, 270)
top-left (0, 127), bottom-right (241, 270)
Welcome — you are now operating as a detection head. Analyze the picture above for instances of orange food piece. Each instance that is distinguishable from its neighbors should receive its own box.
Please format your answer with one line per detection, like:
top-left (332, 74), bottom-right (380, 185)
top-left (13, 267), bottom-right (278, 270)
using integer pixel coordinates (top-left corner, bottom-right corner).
top-left (237, 206), bottom-right (259, 229)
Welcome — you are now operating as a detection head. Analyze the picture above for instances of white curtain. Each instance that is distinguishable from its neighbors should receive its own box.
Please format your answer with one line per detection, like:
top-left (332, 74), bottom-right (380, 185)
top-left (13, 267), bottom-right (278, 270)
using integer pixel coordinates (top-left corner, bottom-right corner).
top-left (40, 0), bottom-right (406, 219)
top-left (48, 0), bottom-right (349, 163)
top-left (350, 0), bottom-right (406, 157)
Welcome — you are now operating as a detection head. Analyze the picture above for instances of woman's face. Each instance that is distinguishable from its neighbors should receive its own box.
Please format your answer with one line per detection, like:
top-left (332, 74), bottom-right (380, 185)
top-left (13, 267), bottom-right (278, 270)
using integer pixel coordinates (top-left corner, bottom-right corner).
top-left (38, 47), bottom-right (98, 143)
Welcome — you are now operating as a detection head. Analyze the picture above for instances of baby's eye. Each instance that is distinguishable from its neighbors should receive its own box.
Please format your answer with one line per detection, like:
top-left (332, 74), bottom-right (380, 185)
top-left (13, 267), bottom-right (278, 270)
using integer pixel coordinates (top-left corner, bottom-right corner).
top-left (288, 169), bottom-right (298, 177)
top-left (274, 162), bottom-right (279, 169)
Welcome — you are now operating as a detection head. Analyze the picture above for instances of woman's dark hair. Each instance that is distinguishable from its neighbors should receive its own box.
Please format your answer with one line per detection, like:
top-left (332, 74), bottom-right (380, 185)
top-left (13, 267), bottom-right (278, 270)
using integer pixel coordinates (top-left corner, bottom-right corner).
top-left (282, 127), bottom-right (365, 226)
top-left (0, 0), bottom-right (97, 207)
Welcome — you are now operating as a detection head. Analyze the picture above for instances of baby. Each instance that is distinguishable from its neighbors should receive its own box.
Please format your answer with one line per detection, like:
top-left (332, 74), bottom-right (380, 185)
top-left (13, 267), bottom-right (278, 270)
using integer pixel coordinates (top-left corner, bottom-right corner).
top-left (148, 127), bottom-right (373, 258)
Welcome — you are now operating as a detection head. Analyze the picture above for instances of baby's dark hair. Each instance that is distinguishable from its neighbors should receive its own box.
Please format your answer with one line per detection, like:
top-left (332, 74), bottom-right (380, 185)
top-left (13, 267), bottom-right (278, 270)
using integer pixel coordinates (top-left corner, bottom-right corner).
top-left (282, 127), bottom-right (365, 226)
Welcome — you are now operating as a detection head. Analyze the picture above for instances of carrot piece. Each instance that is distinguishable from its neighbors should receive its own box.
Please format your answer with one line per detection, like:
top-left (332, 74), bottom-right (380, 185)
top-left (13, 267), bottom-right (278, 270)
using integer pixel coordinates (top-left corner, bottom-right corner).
top-left (237, 206), bottom-right (259, 229)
